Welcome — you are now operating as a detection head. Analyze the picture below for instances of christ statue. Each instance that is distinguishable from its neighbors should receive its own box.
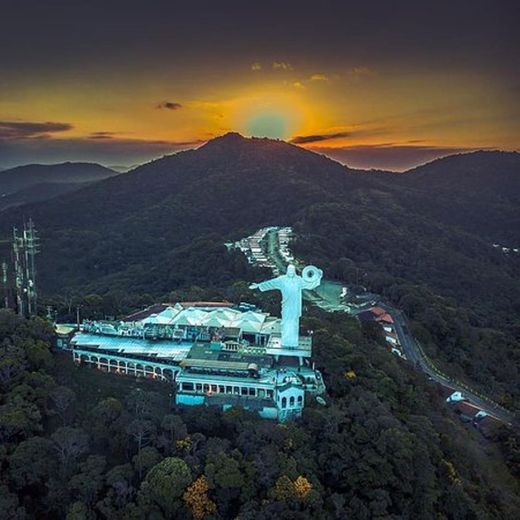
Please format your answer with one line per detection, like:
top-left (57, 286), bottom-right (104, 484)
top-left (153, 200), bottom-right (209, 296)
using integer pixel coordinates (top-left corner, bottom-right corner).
top-left (249, 264), bottom-right (322, 347)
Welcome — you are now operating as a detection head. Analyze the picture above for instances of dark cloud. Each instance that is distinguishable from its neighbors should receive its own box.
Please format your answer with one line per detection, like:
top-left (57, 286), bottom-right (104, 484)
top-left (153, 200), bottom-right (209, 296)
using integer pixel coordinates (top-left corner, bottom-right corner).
top-left (290, 127), bottom-right (389, 145)
top-left (156, 101), bottom-right (183, 110)
top-left (0, 1), bottom-right (516, 85)
top-left (88, 131), bottom-right (118, 140)
top-left (290, 132), bottom-right (351, 144)
top-left (0, 121), bottom-right (73, 140)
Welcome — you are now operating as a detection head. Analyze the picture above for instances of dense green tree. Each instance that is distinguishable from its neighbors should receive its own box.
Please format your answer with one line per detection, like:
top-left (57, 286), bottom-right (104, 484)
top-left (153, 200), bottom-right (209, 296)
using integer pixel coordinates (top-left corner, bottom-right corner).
top-left (68, 455), bottom-right (106, 505)
top-left (0, 399), bottom-right (42, 443)
top-left (0, 485), bottom-right (25, 520)
top-left (9, 436), bottom-right (57, 489)
top-left (66, 500), bottom-right (96, 520)
top-left (138, 457), bottom-right (192, 517)
top-left (133, 446), bottom-right (161, 479)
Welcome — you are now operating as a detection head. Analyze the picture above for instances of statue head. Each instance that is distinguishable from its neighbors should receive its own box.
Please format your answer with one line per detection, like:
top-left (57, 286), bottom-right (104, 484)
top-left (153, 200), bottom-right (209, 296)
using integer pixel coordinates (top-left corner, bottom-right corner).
top-left (286, 264), bottom-right (296, 278)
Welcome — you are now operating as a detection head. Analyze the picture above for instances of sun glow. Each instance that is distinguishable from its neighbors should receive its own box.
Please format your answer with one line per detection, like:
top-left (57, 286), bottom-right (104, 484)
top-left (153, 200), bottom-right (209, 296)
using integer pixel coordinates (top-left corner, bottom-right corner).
top-left (228, 90), bottom-right (314, 140)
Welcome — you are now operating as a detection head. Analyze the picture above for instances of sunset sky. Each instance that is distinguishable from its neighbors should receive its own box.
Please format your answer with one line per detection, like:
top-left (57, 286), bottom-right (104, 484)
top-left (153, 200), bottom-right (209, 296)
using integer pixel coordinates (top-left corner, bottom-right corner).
top-left (0, 1), bottom-right (518, 171)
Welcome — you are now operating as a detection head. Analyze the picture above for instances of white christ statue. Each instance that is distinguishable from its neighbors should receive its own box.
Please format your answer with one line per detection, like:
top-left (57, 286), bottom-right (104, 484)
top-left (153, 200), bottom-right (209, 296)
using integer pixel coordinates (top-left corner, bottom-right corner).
top-left (249, 264), bottom-right (323, 347)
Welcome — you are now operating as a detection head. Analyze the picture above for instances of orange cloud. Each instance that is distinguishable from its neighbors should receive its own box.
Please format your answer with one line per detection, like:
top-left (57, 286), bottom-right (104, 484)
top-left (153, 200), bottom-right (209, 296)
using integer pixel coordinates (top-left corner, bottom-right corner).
top-left (273, 61), bottom-right (293, 71)
top-left (310, 74), bottom-right (328, 81)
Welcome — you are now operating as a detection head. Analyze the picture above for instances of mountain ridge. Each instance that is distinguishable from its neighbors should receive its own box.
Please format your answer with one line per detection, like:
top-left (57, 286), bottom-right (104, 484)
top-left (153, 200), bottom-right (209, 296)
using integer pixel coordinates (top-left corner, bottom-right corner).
top-left (401, 150), bottom-right (520, 194)
top-left (0, 161), bottom-right (119, 212)
top-left (0, 134), bottom-right (518, 291)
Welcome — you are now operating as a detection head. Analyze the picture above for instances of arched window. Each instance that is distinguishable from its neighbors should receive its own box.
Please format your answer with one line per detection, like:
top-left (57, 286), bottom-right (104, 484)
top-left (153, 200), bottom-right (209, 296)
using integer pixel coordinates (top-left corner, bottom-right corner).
top-left (297, 395), bottom-right (303, 404)
top-left (289, 396), bottom-right (295, 407)
top-left (281, 397), bottom-right (287, 408)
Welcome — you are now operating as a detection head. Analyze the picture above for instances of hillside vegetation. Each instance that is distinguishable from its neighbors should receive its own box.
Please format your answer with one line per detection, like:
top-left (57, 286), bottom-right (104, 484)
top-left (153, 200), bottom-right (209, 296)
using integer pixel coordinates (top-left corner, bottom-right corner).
top-left (1, 310), bottom-right (519, 519)
top-left (1, 136), bottom-right (519, 517)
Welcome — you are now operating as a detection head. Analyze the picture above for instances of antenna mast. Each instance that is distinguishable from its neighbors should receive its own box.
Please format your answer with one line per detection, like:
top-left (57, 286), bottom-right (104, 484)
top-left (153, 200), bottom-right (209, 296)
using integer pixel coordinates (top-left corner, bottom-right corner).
top-left (1, 261), bottom-right (8, 309)
top-left (12, 220), bottom-right (39, 317)
top-left (24, 219), bottom-right (39, 315)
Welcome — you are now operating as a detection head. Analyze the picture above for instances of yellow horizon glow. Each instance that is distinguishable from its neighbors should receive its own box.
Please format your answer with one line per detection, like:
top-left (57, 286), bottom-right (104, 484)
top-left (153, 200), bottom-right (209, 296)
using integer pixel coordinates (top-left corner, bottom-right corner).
top-left (0, 63), bottom-right (518, 153)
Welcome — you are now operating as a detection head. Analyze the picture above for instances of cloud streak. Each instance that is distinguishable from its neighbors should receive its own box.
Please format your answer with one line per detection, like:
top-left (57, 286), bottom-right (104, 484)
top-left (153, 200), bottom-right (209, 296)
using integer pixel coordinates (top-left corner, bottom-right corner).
top-left (310, 73), bottom-right (328, 81)
top-left (291, 125), bottom-right (391, 144)
top-left (0, 121), bottom-right (73, 140)
top-left (88, 131), bottom-right (119, 140)
top-left (156, 101), bottom-right (183, 110)
top-left (290, 132), bottom-right (351, 144)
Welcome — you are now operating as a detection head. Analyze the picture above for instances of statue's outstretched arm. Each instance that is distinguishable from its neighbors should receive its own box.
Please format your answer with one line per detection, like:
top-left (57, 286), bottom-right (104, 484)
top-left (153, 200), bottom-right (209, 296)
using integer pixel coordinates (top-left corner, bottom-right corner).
top-left (249, 277), bottom-right (283, 292)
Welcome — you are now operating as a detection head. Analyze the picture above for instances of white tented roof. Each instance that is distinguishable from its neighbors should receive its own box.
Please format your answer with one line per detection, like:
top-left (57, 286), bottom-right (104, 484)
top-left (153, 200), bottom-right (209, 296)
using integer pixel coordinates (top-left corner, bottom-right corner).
top-left (172, 308), bottom-right (208, 326)
top-left (137, 304), bottom-right (275, 335)
top-left (239, 310), bottom-right (265, 323)
top-left (142, 306), bottom-right (182, 325)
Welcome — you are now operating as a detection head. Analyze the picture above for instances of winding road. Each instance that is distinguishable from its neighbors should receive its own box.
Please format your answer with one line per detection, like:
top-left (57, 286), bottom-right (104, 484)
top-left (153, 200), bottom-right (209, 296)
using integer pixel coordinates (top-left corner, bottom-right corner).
top-left (386, 305), bottom-right (515, 424)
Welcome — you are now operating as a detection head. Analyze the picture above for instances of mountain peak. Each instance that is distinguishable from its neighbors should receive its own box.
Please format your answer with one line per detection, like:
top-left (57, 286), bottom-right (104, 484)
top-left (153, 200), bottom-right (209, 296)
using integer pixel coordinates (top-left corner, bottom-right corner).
top-left (204, 132), bottom-right (246, 146)
top-left (219, 131), bottom-right (246, 141)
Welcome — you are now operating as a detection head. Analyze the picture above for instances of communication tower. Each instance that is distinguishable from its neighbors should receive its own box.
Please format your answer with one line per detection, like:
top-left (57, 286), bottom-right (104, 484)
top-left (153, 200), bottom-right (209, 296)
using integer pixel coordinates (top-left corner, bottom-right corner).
top-left (12, 219), bottom-right (39, 317)
top-left (1, 261), bottom-right (8, 309)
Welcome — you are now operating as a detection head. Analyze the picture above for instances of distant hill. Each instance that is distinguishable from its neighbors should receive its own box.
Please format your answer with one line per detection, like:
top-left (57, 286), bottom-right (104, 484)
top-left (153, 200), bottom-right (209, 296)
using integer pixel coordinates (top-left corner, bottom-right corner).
top-left (0, 181), bottom-right (95, 212)
top-left (387, 151), bottom-right (520, 243)
top-left (0, 162), bottom-right (118, 211)
top-left (402, 150), bottom-right (520, 197)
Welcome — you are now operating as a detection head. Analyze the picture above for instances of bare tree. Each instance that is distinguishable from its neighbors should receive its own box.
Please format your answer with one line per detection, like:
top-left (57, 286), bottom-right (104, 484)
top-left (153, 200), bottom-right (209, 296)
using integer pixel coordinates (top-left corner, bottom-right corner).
top-left (49, 386), bottom-right (76, 425)
top-left (52, 427), bottom-right (89, 477)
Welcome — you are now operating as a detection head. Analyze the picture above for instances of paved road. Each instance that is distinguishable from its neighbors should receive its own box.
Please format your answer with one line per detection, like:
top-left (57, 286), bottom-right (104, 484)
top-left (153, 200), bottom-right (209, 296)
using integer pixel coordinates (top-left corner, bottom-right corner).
top-left (266, 230), bottom-right (286, 273)
top-left (383, 304), bottom-right (515, 424)
top-left (262, 229), bottom-right (516, 425)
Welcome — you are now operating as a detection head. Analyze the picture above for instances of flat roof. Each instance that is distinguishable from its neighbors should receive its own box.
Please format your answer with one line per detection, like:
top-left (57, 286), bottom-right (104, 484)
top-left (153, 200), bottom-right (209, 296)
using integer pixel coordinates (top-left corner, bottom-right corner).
top-left (186, 343), bottom-right (273, 368)
top-left (71, 333), bottom-right (192, 361)
top-left (180, 359), bottom-right (252, 371)
top-left (177, 371), bottom-right (275, 386)
top-left (177, 365), bottom-right (306, 388)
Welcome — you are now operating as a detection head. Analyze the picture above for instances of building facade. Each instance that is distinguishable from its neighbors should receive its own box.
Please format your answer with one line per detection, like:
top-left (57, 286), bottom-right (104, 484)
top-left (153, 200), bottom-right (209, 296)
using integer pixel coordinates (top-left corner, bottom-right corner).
top-left (68, 300), bottom-right (325, 421)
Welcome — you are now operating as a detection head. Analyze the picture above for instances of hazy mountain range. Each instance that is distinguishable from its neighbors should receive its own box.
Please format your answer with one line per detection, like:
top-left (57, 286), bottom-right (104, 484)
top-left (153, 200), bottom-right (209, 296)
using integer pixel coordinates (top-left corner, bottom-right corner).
top-left (0, 132), bottom-right (517, 299)
top-left (0, 162), bottom-right (118, 211)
